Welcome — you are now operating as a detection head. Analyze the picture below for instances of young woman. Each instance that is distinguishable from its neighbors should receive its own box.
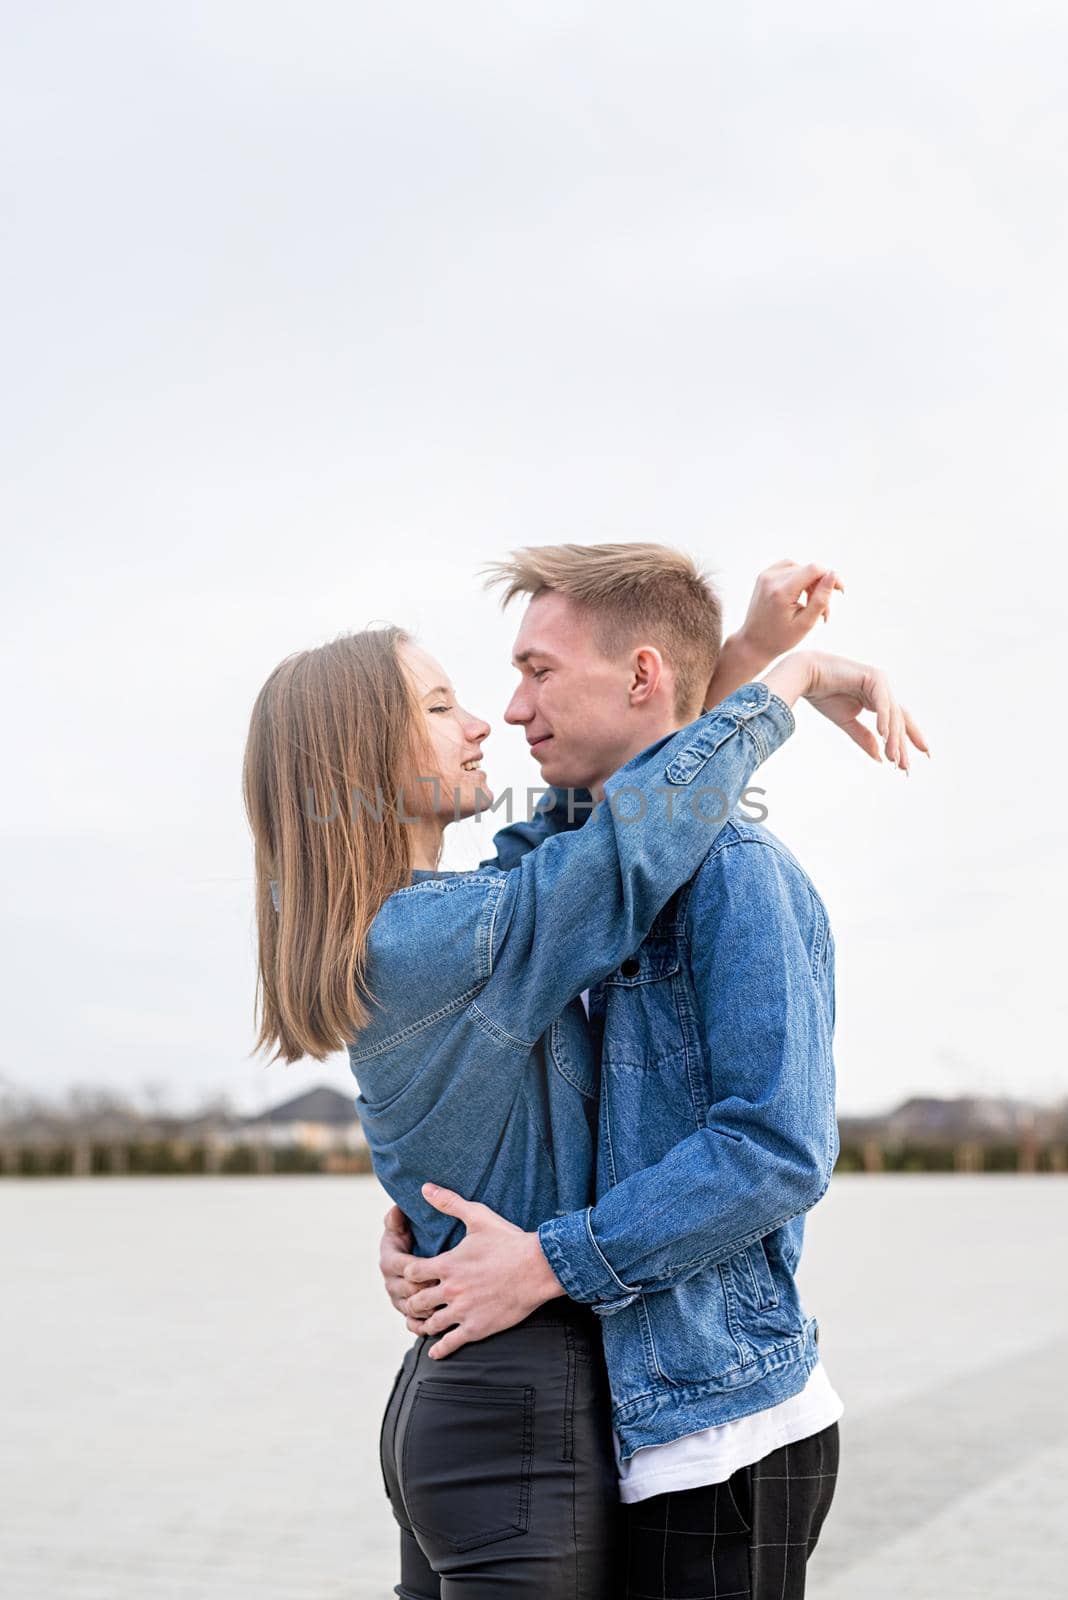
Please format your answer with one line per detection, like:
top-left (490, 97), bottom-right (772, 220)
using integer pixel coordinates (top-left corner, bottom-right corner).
top-left (243, 623), bottom-right (918, 1600)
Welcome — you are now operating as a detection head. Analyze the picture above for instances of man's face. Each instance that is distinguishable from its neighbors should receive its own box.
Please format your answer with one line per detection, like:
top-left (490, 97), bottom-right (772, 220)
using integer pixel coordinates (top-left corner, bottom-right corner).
top-left (504, 592), bottom-right (641, 791)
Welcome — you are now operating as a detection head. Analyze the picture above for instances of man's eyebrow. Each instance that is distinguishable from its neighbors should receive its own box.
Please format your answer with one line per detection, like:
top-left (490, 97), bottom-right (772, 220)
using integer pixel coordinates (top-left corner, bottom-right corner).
top-left (512, 648), bottom-right (558, 667)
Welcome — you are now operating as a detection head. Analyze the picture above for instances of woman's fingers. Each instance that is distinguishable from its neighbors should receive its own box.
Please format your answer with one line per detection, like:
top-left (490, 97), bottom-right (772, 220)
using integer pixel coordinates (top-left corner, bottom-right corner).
top-left (902, 704), bottom-right (930, 757)
top-left (842, 718), bottom-right (883, 763)
top-left (870, 673), bottom-right (891, 745)
top-left (884, 704), bottom-right (899, 768)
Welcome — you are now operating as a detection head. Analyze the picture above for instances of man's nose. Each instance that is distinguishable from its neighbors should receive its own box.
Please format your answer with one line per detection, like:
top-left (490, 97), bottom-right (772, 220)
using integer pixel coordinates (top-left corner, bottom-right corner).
top-left (504, 686), bottom-right (532, 725)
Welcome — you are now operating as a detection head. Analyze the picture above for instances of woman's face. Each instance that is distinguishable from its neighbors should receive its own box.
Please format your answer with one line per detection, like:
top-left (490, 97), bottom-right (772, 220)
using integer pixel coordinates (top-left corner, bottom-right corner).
top-left (399, 641), bottom-right (493, 820)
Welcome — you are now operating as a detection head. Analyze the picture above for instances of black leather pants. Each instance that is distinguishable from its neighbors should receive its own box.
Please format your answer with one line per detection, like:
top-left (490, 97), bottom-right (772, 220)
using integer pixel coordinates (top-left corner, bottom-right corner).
top-left (379, 1300), bottom-right (622, 1599)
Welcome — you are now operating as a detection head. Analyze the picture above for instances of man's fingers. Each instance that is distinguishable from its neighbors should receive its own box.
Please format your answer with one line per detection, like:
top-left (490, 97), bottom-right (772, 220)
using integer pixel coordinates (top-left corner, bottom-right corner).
top-left (380, 1234), bottom-right (414, 1268)
top-left (403, 1256), bottom-right (444, 1284)
top-left (379, 1206), bottom-right (413, 1267)
top-left (421, 1183), bottom-right (483, 1228)
top-left (406, 1285), bottom-right (447, 1318)
top-left (428, 1325), bottom-right (471, 1360)
top-left (411, 1306), bottom-right (458, 1337)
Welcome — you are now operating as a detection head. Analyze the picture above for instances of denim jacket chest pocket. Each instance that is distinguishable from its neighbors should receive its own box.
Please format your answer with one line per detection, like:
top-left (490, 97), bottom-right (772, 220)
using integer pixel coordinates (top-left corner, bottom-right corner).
top-left (598, 938), bottom-right (710, 1188)
top-left (602, 941), bottom-right (685, 1064)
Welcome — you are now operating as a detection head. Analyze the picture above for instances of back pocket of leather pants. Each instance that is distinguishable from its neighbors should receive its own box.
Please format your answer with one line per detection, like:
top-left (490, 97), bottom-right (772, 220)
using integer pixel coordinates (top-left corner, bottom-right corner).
top-left (401, 1379), bottom-right (535, 1554)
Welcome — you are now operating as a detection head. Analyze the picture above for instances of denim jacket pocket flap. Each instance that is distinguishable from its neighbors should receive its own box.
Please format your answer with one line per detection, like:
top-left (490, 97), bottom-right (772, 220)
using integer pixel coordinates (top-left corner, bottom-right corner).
top-left (604, 949), bottom-right (682, 987)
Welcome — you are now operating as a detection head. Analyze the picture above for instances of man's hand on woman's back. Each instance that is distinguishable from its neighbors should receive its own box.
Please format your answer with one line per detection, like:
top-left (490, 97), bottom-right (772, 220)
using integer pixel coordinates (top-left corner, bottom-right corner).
top-left (379, 1204), bottom-right (427, 1320)
top-left (377, 1186), bottom-right (565, 1359)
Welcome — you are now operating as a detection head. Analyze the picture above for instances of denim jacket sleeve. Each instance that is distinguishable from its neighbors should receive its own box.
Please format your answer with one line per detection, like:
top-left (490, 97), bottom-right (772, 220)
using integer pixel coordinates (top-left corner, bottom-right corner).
top-left (479, 787), bottom-right (595, 872)
top-left (536, 834), bottom-right (837, 1311)
top-left (473, 684), bottom-right (795, 1049)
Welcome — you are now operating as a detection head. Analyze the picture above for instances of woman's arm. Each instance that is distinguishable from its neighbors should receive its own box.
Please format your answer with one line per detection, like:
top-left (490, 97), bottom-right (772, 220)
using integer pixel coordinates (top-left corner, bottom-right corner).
top-left (477, 651), bottom-right (925, 1051)
top-left (484, 563), bottom-right (844, 870)
top-left (478, 785), bottom-right (594, 872)
top-left (704, 561), bottom-right (844, 709)
top-left (475, 681), bottom-right (791, 1051)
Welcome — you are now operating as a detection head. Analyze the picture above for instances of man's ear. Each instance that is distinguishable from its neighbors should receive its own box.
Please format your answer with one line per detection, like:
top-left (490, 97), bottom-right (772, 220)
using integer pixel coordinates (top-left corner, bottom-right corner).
top-left (629, 646), bottom-right (665, 706)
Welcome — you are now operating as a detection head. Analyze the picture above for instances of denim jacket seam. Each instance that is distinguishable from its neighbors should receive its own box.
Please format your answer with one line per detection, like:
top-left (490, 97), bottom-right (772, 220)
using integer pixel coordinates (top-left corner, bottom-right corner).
top-left (740, 716), bottom-right (769, 764)
top-left (468, 1000), bottom-right (534, 1053)
top-left (547, 1020), bottom-right (597, 1102)
top-left (765, 689), bottom-right (796, 734)
top-left (583, 1209), bottom-right (642, 1303)
top-left (691, 832), bottom-right (830, 981)
top-left (390, 872), bottom-right (500, 896)
top-left (806, 884), bottom-right (829, 979)
top-left (347, 984), bottom-right (484, 1061)
top-left (611, 1332), bottom-right (816, 1430)
top-left (476, 875), bottom-right (507, 982)
top-left (694, 826), bottom-right (801, 874)
top-left (483, 874), bottom-right (510, 977)
top-left (520, 1080), bottom-right (558, 1176)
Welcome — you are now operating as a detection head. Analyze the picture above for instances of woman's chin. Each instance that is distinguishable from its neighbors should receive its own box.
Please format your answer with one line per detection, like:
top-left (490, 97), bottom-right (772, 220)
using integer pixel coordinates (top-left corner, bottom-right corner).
top-left (452, 777), bottom-right (494, 820)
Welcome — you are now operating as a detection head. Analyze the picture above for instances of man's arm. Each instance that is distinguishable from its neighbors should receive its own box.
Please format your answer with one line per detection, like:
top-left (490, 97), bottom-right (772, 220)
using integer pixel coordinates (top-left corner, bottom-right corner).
top-left (535, 838), bottom-right (836, 1305)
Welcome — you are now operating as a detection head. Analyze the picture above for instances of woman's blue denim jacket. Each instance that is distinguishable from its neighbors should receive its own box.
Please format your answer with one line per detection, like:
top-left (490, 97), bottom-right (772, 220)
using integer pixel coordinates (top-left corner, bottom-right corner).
top-left (346, 684), bottom-right (792, 1252)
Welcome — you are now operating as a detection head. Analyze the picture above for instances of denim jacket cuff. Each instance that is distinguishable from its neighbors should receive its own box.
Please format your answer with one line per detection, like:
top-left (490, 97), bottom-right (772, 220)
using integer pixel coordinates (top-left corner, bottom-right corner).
top-left (537, 1209), bottom-right (641, 1315)
top-left (661, 682), bottom-right (794, 787)
top-left (709, 681), bottom-right (795, 751)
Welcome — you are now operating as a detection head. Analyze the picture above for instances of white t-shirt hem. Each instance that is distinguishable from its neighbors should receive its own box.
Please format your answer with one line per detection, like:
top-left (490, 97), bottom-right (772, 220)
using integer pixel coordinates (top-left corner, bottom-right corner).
top-left (616, 1362), bottom-right (844, 1504)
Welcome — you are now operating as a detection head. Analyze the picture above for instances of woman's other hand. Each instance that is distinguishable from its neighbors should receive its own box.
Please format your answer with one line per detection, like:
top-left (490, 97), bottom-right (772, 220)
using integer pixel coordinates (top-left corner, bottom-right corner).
top-left (705, 561), bottom-right (843, 706)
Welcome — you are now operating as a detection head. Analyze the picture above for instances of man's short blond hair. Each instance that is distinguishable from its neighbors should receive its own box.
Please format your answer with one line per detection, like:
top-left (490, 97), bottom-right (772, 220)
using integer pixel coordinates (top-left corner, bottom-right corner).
top-left (483, 542), bottom-right (722, 719)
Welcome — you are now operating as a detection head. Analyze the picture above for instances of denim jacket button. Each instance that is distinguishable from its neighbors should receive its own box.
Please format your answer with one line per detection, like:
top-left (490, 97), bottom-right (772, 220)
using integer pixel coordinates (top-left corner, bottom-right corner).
top-left (620, 958), bottom-right (640, 977)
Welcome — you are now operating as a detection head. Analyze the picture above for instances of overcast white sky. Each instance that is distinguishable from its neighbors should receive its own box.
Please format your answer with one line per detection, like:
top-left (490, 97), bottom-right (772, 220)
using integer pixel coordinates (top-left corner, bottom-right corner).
top-left (3, 3), bottom-right (1065, 1117)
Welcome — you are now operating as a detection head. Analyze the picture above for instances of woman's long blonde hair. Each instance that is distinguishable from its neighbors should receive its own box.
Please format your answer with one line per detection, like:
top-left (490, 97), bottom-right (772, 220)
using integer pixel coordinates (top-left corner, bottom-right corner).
top-left (242, 626), bottom-right (427, 1063)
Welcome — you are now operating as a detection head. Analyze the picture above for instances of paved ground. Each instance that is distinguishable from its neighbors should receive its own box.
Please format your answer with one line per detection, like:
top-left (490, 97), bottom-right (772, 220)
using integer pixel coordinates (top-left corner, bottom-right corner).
top-left (3, 1175), bottom-right (1065, 1598)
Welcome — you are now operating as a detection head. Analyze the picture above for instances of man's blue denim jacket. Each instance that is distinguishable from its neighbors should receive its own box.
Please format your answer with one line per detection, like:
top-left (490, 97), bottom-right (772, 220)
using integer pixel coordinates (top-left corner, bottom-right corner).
top-left (533, 819), bottom-right (837, 1458)
top-left (346, 685), bottom-right (791, 1251)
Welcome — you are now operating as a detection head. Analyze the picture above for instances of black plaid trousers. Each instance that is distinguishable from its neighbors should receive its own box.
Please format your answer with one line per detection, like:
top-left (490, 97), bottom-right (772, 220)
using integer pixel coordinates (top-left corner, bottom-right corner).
top-left (623, 1421), bottom-right (840, 1600)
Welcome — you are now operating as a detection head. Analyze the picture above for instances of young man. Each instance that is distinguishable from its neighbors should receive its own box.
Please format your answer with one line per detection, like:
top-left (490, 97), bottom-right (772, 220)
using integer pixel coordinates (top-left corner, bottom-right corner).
top-left (381, 546), bottom-right (918, 1598)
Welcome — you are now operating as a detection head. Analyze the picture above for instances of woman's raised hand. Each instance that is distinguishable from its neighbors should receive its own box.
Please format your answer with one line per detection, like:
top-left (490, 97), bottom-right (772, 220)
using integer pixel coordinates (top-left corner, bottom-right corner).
top-left (764, 649), bottom-right (930, 774)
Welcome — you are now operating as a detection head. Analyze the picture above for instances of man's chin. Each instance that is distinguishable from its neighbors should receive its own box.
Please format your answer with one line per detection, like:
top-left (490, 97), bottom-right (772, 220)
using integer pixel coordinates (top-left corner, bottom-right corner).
top-left (537, 759), bottom-right (583, 792)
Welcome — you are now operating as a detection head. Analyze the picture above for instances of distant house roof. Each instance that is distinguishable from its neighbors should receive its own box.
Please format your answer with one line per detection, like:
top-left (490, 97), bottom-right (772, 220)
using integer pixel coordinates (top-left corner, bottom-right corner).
top-left (244, 1086), bottom-right (358, 1127)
